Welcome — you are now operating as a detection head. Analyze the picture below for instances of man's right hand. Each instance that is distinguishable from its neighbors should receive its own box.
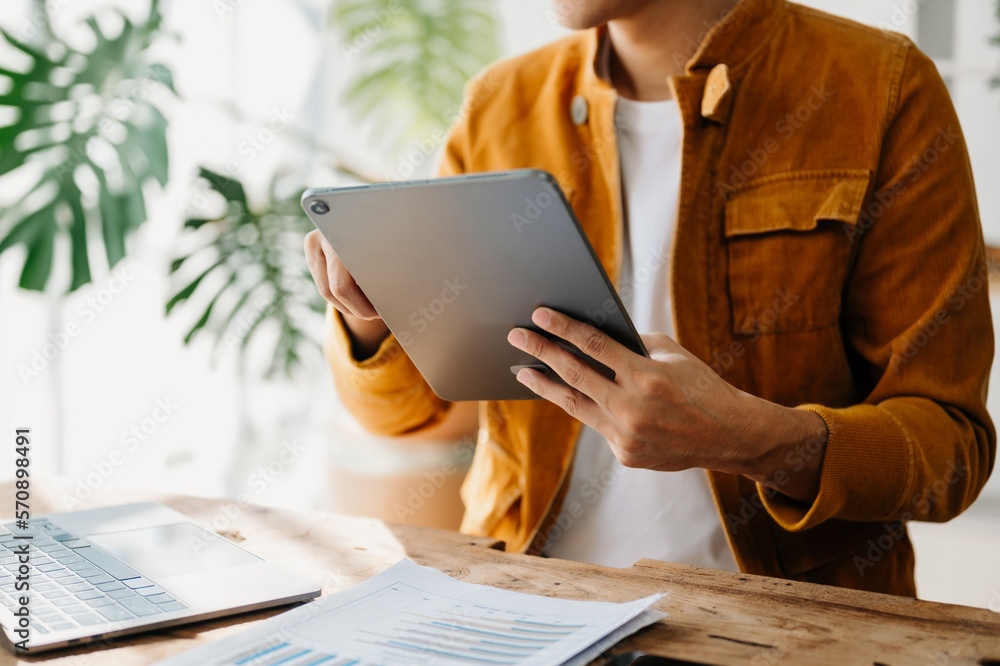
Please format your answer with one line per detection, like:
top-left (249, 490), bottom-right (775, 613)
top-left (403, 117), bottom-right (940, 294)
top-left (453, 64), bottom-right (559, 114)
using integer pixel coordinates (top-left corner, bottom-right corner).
top-left (304, 229), bottom-right (390, 359)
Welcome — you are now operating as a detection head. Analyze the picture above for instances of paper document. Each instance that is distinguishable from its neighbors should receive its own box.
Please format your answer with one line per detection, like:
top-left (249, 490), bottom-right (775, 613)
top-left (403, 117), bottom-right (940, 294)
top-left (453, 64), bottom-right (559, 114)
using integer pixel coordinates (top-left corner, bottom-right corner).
top-left (156, 558), bottom-right (667, 666)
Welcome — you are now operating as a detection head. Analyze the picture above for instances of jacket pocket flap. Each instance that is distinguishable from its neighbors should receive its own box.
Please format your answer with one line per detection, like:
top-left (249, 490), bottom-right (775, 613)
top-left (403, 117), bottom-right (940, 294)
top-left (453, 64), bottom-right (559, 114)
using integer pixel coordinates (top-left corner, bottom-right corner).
top-left (725, 170), bottom-right (873, 237)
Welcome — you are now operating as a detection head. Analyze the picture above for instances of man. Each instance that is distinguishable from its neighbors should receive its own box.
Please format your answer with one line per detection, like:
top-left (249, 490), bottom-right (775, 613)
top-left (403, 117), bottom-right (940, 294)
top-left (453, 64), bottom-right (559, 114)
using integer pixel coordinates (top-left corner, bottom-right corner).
top-left (305, 0), bottom-right (995, 595)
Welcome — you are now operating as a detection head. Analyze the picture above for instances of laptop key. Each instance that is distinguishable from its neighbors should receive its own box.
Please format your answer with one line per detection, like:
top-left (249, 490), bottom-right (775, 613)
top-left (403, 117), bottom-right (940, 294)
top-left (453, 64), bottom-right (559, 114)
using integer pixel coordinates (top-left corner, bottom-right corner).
top-left (48, 621), bottom-right (77, 631)
top-left (137, 585), bottom-right (166, 597)
top-left (124, 577), bottom-right (154, 590)
top-left (159, 600), bottom-right (186, 612)
top-left (58, 539), bottom-right (88, 549)
top-left (66, 561), bottom-right (95, 572)
top-left (72, 547), bottom-right (140, 581)
top-left (96, 604), bottom-right (133, 622)
top-left (68, 611), bottom-right (104, 626)
top-left (145, 593), bottom-right (177, 604)
top-left (86, 596), bottom-right (116, 608)
top-left (108, 588), bottom-right (137, 599)
top-left (118, 596), bottom-right (160, 616)
top-left (85, 573), bottom-right (115, 584)
top-left (96, 581), bottom-right (125, 592)
top-left (54, 554), bottom-right (85, 565)
top-left (65, 582), bottom-right (92, 593)
top-left (77, 590), bottom-right (103, 600)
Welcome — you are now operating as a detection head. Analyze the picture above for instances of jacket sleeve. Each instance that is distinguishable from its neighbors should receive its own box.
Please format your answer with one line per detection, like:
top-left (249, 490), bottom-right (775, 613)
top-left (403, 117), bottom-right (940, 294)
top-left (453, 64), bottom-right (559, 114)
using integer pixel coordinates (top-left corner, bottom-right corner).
top-left (322, 89), bottom-right (473, 436)
top-left (760, 43), bottom-right (996, 530)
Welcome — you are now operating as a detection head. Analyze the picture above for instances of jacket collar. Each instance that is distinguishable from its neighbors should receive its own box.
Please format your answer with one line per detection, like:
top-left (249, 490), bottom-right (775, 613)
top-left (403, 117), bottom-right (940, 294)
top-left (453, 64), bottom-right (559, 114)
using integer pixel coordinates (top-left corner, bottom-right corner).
top-left (581, 0), bottom-right (787, 86)
top-left (686, 0), bottom-right (786, 73)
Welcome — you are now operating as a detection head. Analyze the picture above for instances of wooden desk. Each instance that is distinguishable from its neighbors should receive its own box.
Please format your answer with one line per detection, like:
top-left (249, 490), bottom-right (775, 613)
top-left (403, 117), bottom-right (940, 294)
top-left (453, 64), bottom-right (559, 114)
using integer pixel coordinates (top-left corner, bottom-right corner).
top-left (2, 482), bottom-right (999, 665)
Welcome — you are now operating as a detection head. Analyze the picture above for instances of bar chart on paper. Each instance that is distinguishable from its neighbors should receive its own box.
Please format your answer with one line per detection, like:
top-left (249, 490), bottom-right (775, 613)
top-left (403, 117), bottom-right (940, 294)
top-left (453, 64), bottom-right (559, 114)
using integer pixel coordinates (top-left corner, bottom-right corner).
top-left (158, 560), bottom-right (667, 666)
top-left (222, 593), bottom-right (585, 665)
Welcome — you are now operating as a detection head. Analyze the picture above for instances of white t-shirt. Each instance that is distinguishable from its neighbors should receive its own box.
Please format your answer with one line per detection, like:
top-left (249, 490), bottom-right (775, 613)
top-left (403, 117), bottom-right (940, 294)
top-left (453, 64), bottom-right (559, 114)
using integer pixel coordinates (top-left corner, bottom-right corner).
top-left (543, 97), bottom-right (738, 571)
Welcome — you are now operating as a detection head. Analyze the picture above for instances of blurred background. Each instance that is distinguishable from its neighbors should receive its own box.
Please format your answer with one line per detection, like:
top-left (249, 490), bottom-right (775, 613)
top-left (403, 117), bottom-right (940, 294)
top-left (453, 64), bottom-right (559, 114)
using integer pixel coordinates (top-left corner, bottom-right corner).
top-left (1, 0), bottom-right (998, 610)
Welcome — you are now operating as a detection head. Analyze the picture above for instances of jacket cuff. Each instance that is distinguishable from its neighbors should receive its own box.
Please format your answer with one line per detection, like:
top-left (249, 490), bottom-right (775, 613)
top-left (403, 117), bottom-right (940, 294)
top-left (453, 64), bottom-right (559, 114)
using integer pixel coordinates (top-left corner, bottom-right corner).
top-left (757, 403), bottom-right (913, 531)
top-left (323, 305), bottom-right (446, 434)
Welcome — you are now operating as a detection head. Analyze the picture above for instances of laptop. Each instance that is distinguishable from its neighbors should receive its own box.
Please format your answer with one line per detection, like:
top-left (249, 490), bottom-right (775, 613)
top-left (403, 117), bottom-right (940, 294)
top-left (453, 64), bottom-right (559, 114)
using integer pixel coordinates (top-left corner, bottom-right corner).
top-left (0, 503), bottom-right (321, 653)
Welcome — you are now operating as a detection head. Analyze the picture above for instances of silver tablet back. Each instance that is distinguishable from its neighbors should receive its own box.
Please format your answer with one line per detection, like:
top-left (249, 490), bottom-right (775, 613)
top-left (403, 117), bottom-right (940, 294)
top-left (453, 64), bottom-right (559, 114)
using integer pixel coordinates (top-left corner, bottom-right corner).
top-left (302, 169), bottom-right (646, 401)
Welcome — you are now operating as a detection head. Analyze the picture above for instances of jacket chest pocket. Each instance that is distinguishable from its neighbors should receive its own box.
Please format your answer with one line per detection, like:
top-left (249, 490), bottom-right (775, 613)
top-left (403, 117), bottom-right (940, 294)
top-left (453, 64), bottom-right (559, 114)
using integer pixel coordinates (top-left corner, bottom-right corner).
top-left (724, 170), bottom-right (871, 336)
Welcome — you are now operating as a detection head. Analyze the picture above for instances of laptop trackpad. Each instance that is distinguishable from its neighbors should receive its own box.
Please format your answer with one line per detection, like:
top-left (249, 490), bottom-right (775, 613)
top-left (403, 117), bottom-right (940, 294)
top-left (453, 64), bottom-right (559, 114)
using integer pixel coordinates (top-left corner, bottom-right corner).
top-left (88, 523), bottom-right (260, 579)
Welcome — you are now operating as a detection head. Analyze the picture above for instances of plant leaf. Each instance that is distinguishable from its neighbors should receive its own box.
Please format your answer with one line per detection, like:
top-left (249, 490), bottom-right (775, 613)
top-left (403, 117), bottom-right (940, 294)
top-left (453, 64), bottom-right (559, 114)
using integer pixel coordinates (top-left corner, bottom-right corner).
top-left (0, 3), bottom-right (173, 293)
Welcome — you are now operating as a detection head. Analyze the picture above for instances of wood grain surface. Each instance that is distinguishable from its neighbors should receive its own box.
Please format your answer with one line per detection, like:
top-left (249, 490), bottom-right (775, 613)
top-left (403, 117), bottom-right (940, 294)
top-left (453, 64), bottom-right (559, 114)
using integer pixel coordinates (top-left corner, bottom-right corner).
top-left (1, 481), bottom-right (998, 666)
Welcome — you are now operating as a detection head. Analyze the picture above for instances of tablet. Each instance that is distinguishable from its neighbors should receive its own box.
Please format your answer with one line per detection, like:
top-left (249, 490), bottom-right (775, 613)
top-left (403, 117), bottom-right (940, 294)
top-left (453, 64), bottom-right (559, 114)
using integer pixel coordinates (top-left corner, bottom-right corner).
top-left (302, 169), bottom-right (648, 401)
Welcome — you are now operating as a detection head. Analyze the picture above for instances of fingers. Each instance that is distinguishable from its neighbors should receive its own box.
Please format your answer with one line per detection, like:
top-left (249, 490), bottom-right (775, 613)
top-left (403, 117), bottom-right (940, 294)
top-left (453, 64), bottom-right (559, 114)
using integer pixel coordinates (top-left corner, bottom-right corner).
top-left (304, 230), bottom-right (335, 300)
top-left (530, 307), bottom-right (631, 373)
top-left (324, 246), bottom-right (379, 319)
top-left (304, 230), bottom-right (379, 319)
top-left (508, 326), bottom-right (613, 404)
top-left (513, 367), bottom-right (601, 425)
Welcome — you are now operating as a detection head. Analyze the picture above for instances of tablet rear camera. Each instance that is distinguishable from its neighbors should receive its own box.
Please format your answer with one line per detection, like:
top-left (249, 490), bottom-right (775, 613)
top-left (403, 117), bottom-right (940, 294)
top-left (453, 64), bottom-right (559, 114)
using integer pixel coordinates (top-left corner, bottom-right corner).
top-left (310, 200), bottom-right (330, 215)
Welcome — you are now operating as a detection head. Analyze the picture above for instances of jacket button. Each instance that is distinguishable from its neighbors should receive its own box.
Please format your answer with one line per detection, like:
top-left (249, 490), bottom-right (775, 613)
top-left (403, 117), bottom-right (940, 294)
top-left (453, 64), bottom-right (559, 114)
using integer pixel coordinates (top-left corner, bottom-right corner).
top-left (571, 95), bottom-right (588, 125)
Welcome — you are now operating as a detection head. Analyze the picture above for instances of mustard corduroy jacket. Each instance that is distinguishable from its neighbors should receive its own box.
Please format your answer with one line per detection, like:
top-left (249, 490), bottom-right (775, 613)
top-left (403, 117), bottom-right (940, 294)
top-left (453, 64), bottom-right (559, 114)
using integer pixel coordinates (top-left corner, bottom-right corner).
top-left (324, 0), bottom-right (995, 595)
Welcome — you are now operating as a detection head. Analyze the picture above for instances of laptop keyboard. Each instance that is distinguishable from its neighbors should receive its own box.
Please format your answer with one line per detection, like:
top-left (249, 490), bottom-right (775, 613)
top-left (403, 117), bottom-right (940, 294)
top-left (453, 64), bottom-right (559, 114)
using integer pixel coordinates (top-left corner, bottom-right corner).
top-left (0, 520), bottom-right (187, 635)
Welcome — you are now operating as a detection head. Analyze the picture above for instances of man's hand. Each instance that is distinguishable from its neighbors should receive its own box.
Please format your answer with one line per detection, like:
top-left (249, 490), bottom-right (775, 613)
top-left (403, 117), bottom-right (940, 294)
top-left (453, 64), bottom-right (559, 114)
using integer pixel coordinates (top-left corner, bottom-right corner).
top-left (304, 229), bottom-right (389, 359)
top-left (507, 307), bottom-right (828, 502)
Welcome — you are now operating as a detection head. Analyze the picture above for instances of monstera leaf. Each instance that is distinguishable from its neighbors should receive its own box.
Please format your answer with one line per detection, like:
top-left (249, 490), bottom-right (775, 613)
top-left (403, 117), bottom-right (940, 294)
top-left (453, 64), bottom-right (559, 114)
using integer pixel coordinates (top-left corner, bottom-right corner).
top-left (332, 0), bottom-right (498, 147)
top-left (0, 1), bottom-right (173, 291)
top-left (166, 168), bottom-right (325, 377)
